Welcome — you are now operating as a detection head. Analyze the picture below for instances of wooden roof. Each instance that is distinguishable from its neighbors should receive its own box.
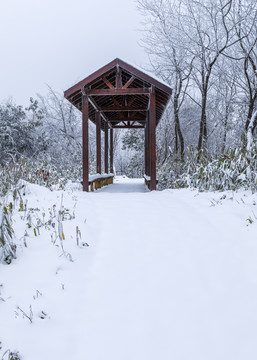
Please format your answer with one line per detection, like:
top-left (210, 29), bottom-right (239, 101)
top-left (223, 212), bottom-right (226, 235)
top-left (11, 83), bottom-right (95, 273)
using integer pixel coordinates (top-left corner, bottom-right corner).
top-left (64, 58), bottom-right (172, 130)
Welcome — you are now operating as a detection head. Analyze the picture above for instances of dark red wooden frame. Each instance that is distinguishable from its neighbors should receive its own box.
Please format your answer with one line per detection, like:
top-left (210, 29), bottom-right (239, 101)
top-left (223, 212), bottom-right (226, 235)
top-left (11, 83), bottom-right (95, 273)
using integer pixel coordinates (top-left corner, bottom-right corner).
top-left (64, 58), bottom-right (172, 191)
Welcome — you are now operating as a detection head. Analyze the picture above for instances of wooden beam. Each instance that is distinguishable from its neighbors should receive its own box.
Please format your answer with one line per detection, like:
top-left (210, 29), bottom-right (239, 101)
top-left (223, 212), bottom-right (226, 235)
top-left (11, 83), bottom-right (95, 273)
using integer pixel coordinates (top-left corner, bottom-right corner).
top-left (131, 111), bottom-right (139, 119)
top-left (101, 106), bottom-right (147, 112)
top-left (104, 122), bottom-right (108, 173)
top-left (109, 118), bottom-right (146, 122)
top-left (102, 77), bottom-right (114, 89)
top-left (112, 97), bottom-right (122, 107)
top-left (116, 65), bottom-right (122, 88)
top-left (149, 87), bottom-right (156, 190)
top-left (88, 96), bottom-right (113, 129)
top-left (88, 96), bottom-right (106, 120)
top-left (123, 75), bottom-right (136, 89)
top-left (96, 111), bottom-right (101, 174)
top-left (112, 125), bottom-right (145, 129)
top-left (88, 88), bottom-right (150, 96)
top-left (128, 96), bottom-right (136, 106)
top-left (110, 128), bottom-right (114, 173)
top-left (108, 119), bottom-right (126, 122)
top-left (82, 92), bottom-right (89, 192)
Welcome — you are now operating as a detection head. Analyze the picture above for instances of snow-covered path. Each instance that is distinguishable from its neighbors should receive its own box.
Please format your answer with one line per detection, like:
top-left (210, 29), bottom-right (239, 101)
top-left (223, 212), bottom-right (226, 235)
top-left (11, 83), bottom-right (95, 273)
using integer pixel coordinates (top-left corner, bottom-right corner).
top-left (1, 177), bottom-right (257, 359)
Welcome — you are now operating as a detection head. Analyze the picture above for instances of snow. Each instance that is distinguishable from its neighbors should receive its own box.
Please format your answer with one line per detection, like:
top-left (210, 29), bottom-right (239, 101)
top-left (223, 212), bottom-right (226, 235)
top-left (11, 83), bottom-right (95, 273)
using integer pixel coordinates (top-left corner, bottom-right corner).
top-left (89, 173), bottom-right (114, 182)
top-left (1, 176), bottom-right (257, 359)
top-left (246, 109), bottom-right (257, 152)
top-left (144, 174), bottom-right (151, 181)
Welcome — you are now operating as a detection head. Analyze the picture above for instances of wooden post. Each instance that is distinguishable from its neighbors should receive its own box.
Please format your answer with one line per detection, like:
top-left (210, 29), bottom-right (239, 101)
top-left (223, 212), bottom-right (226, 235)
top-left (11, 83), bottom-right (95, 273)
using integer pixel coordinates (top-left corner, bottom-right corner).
top-left (145, 112), bottom-right (149, 176)
top-left (104, 122), bottom-right (109, 173)
top-left (96, 111), bottom-right (101, 174)
top-left (149, 86), bottom-right (156, 190)
top-left (147, 111), bottom-right (151, 177)
top-left (144, 123), bottom-right (147, 176)
top-left (82, 90), bottom-right (89, 191)
top-left (110, 128), bottom-right (114, 174)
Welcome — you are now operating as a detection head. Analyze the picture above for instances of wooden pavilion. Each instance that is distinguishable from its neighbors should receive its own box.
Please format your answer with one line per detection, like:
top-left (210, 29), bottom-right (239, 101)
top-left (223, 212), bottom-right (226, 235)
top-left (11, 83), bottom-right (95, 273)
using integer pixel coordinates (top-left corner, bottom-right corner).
top-left (64, 58), bottom-right (172, 191)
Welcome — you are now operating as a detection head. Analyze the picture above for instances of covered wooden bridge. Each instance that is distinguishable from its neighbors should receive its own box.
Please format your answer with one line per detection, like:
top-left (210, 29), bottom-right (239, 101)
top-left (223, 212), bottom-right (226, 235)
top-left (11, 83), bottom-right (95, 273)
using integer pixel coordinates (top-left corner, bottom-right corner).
top-left (64, 58), bottom-right (172, 191)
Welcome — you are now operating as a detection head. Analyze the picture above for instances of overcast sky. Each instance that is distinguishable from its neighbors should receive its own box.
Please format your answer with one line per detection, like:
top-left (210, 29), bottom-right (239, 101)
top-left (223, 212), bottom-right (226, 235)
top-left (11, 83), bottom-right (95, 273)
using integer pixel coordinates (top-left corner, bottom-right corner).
top-left (0, 0), bottom-right (148, 106)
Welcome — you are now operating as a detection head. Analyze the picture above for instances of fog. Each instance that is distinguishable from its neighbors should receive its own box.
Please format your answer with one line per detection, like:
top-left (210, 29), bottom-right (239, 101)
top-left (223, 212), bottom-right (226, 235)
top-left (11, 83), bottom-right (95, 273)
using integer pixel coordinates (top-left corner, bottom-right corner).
top-left (0, 0), bottom-right (147, 106)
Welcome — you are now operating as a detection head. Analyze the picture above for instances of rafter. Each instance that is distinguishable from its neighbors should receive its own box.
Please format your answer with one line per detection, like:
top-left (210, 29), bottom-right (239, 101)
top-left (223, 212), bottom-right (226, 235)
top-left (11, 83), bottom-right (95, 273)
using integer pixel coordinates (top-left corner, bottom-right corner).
top-left (128, 96), bottom-right (136, 106)
top-left (102, 77), bottom-right (114, 89)
top-left (112, 97), bottom-right (122, 107)
top-left (88, 96), bottom-right (112, 129)
top-left (123, 76), bottom-right (136, 89)
top-left (131, 111), bottom-right (140, 119)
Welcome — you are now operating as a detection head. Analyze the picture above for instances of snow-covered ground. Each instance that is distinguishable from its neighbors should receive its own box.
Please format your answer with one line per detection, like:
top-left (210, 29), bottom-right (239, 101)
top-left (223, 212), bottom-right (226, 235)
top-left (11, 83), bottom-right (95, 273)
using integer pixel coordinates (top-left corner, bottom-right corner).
top-left (1, 176), bottom-right (257, 359)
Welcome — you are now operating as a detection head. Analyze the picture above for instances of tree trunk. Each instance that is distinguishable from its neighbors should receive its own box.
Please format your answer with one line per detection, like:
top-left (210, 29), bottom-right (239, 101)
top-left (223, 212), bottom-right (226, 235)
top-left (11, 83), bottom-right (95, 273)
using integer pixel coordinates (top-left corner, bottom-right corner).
top-left (174, 123), bottom-right (178, 154)
top-left (246, 110), bottom-right (257, 153)
top-left (174, 94), bottom-right (185, 160)
top-left (221, 104), bottom-right (229, 154)
top-left (197, 92), bottom-right (208, 154)
top-left (245, 100), bottom-right (255, 132)
top-left (243, 95), bottom-right (256, 146)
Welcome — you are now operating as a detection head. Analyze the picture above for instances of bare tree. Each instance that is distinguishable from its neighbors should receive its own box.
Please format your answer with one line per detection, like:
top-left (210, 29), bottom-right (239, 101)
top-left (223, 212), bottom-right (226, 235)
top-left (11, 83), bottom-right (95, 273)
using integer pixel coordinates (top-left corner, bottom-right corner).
top-left (138, 0), bottom-right (193, 159)
top-left (211, 58), bottom-right (238, 153)
top-left (178, 0), bottom-right (245, 153)
top-left (37, 86), bottom-right (82, 168)
top-left (232, 0), bottom-right (257, 134)
top-left (138, 0), bottom-right (257, 157)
